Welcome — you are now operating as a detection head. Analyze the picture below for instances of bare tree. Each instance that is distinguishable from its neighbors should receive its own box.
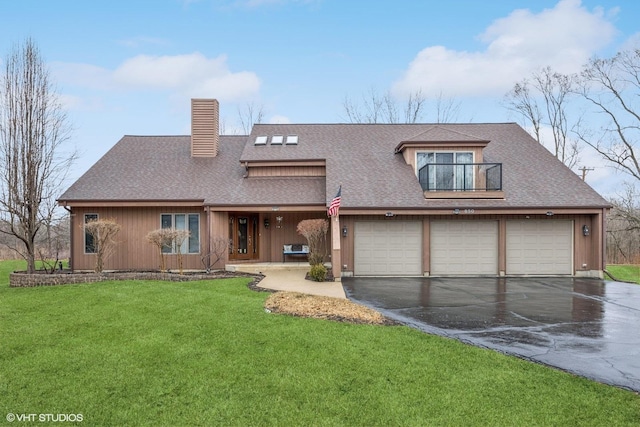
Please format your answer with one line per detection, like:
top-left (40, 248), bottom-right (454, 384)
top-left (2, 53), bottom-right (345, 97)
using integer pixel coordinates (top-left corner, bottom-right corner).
top-left (201, 236), bottom-right (228, 272)
top-left (173, 229), bottom-right (190, 274)
top-left (605, 184), bottom-right (640, 264)
top-left (37, 214), bottom-right (69, 273)
top-left (504, 66), bottom-right (580, 169)
top-left (575, 49), bottom-right (640, 181)
top-left (505, 80), bottom-right (542, 142)
top-left (146, 228), bottom-right (175, 272)
top-left (84, 218), bottom-right (120, 273)
top-left (573, 48), bottom-right (640, 253)
top-left (238, 102), bottom-right (265, 134)
top-left (296, 219), bottom-right (328, 266)
top-left (342, 88), bottom-right (427, 124)
top-left (0, 39), bottom-right (75, 273)
top-left (434, 92), bottom-right (461, 124)
top-left (342, 88), bottom-right (460, 124)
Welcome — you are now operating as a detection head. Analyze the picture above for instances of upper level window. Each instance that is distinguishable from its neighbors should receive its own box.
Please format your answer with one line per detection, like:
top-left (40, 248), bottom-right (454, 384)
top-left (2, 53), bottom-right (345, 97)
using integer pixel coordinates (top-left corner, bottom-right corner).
top-left (160, 213), bottom-right (200, 254)
top-left (84, 214), bottom-right (98, 254)
top-left (417, 152), bottom-right (473, 191)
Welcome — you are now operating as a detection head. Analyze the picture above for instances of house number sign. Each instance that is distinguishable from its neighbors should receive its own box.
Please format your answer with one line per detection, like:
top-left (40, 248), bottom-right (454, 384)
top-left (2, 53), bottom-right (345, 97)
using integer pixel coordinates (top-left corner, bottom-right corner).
top-left (454, 208), bottom-right (475, 214)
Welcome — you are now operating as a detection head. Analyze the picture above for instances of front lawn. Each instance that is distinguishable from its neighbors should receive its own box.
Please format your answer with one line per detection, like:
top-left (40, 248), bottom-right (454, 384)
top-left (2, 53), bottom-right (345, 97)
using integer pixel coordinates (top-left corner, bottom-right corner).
top-left (606, 264), bottom-right (640, 284)
top-left (1, 262), bottom-right (639, 426)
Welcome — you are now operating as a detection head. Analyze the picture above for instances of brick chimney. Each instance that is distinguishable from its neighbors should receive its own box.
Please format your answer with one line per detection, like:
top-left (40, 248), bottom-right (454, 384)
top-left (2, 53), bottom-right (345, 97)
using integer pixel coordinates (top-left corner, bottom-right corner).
top-left (191, 98), bottom-right (219, 157)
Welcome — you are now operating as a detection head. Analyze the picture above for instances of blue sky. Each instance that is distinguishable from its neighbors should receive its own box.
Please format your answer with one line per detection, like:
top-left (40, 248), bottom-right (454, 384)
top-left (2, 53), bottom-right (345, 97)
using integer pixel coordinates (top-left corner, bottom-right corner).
top-left (1, 0), bottom-right (639, 196)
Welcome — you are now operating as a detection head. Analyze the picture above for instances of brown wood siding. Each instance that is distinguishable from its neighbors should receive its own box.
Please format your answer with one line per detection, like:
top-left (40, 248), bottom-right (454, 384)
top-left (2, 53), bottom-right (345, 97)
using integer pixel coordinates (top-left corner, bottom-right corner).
top-left (247, 165), bottom-right (326, 177)
top-left (338, 216), bottom-right (354, 271)
top-left (70, 207), bottom-right (604, 275)
top-left (574, 215), bottom-right (602, 272)
top-left (498, 219), bottom-right (507, 274)
top-left (71, 206), bottom-right (205, 271)
top-left (422, 218), bottom-right (430, 274)
top-left (191, 99), bottom-right (219, 157)
top-left (209, 211), bottom-right (229, 269)
top-left (261, 212), bottom-right (330, 262)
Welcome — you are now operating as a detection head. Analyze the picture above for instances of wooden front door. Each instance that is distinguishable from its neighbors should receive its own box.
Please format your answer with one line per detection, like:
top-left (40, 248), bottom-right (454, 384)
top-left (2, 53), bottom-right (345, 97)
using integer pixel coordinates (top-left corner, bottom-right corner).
top-left (229, 214), bottom-right (259, 260)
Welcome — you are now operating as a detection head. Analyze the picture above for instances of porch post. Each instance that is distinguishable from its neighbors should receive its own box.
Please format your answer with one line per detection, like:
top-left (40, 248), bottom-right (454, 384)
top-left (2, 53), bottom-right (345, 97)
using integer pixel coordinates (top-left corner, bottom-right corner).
top-left (331, 214), bottom-right (341, 281)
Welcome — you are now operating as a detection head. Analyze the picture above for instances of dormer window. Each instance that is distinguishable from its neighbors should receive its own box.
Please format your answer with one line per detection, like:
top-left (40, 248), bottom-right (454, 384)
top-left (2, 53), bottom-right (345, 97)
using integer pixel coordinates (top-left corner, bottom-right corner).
top-left (395, 128), bottom-right (503, 198)
top-left (417, 152), bottom-right (473, 191)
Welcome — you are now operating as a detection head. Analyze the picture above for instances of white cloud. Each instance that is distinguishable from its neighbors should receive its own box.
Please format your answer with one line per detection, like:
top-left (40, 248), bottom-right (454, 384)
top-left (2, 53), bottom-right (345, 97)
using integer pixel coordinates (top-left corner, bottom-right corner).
top-left (620, 32), bottom-right (640, 52)
top-left (113, 53), bottom-right (260, 101)
top-left (393, 0), bottom-right (618, 98)
top-left (51, 52), bottom-right (260, 105)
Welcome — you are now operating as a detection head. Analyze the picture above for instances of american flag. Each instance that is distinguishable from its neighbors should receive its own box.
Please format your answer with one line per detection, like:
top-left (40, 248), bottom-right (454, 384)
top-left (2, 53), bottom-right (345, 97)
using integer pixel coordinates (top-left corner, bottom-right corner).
top-left (328, 186), bottom-right (341, 217)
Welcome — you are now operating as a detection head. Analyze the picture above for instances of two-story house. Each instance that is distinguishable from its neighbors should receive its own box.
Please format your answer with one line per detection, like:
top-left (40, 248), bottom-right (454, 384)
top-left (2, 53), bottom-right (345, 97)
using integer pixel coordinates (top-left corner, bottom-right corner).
top-left (58, 99), bottom-right (610, 278)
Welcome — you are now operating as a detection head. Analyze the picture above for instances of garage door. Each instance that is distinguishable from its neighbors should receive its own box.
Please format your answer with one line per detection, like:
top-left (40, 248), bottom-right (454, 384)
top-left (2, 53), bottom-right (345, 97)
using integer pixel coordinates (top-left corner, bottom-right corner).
top-left (507, 220), bottom-right (573, 275)
top-left (430, 221), bottom-right (498, 275)
top-left (354, 221), bottom-right (422, 276)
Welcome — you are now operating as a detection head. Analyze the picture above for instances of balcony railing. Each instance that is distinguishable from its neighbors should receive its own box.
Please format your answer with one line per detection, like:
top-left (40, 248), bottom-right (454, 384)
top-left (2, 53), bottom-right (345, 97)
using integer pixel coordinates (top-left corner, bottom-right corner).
top-left (418, 162), bottom-right (502, 192)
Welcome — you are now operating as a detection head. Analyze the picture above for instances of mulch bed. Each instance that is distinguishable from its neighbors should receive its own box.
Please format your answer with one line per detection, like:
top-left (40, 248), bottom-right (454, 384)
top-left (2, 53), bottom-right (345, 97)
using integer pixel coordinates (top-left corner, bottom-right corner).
top-left (263, 291), bottom-right (400, 326)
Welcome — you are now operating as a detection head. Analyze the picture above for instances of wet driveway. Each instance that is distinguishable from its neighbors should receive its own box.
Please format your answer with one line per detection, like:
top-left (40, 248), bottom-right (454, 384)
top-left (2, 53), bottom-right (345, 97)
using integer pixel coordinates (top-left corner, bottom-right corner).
top-left (342, 277), bottom-right (640, 392)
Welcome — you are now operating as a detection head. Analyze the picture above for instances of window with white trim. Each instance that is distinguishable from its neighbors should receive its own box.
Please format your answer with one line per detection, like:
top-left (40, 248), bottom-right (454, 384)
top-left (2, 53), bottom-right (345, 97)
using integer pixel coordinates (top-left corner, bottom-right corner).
top-left (84, 213), bottom-right (98, 254)
top-left (417, 152), bottom-right (474, 191)
top-left (160, 213), bottom-right (200, 254)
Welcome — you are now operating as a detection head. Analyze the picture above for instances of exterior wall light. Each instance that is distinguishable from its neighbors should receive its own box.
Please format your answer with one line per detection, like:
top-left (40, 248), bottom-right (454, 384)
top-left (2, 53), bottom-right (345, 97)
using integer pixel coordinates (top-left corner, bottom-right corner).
top-left (264, 218), bottom-right (270, 229)
top-left (582, 225), bottom-right (590, 236)
top-left (342, 226), bottom-right (348, 237)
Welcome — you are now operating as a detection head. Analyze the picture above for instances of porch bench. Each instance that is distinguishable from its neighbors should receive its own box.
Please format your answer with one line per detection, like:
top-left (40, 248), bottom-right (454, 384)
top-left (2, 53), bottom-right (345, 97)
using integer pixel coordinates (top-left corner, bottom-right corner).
top-left (283, 244), bottom-right (310, 262)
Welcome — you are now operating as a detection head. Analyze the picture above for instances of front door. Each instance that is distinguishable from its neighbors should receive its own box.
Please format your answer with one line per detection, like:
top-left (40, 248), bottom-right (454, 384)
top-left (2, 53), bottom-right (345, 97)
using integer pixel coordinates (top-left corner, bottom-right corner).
top-left (229, 214), bottom-right (259, 260)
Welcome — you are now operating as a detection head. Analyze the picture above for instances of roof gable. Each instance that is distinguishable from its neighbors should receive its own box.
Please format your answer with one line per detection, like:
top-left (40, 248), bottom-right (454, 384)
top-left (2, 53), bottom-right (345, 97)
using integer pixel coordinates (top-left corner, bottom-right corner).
top-left (395, 126), bottom-right (490, 152)
top-left (406, 126), bottom-right (489, 143)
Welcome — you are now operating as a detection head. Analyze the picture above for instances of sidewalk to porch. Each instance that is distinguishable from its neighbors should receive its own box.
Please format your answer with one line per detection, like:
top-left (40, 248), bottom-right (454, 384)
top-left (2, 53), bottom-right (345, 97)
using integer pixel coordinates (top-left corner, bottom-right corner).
top-left (226, 263), bottom-right (347, 299)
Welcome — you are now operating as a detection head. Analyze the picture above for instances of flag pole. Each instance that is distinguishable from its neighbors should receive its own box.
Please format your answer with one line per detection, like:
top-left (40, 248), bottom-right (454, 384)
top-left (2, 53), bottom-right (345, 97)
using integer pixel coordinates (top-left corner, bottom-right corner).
top-left (330, 185), bottom-right (342, 281)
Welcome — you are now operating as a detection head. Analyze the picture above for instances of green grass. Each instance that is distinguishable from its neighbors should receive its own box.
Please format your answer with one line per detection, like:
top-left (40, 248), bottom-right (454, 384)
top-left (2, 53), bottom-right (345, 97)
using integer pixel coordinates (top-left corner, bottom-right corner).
top-left (606, 264), bottom-right (640, 284)
top-left (1, 261), bottom-right (639, 426)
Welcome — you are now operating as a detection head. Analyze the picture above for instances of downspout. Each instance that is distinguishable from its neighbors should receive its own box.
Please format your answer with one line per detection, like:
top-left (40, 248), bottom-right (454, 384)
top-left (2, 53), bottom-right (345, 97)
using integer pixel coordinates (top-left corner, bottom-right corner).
top-left (62, 205), bottom-right (73, 271)
top-left (602, 207), bottom-right (607, 275)
top-left (206, 206), bottom-right (212, 272)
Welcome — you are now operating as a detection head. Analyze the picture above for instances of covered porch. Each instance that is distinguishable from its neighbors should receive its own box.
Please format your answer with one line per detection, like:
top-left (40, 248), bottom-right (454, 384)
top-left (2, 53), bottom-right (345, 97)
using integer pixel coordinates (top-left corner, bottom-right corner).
top-left (209, 208), bottom-right (342, 279)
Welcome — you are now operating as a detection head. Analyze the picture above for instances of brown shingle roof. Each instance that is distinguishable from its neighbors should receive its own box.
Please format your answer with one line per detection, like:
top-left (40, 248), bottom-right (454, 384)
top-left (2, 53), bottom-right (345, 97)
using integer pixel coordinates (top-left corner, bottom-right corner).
top-left (403, 126), bottom-right (490, 143)
top-left (59, 123), bottom-right (610, 210)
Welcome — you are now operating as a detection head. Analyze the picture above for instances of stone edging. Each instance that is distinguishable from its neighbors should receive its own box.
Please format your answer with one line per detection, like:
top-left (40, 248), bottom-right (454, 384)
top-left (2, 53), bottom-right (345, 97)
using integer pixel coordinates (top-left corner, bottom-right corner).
top-left (9, 271), bottom-right (264, 288)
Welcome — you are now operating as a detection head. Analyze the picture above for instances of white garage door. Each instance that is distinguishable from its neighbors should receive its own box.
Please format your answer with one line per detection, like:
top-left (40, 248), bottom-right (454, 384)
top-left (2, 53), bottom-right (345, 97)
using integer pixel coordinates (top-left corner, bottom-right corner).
top-left (354, 221), bottom-right (422, 276)
top-left (507, 220), bottom-right (573, 275)
top-left (430, 221), bottom-right (498, 275)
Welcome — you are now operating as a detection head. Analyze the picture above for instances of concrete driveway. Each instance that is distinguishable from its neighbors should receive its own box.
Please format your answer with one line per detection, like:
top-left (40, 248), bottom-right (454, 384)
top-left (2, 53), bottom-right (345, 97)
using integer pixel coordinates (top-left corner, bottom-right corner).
top-left (342, 276), bottom-right (640, 392)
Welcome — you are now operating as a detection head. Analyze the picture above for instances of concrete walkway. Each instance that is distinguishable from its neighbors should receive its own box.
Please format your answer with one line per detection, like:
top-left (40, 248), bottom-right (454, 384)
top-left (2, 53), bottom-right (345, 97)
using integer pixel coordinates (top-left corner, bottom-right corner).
top-left (227, 263), bottom-right (346, 299)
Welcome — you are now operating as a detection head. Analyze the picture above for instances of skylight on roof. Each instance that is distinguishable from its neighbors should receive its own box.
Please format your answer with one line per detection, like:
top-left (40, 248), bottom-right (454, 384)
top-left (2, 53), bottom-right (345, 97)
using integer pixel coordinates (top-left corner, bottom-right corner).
top-left (286, 135), bottom-right (298, 145)
top-left (271, 135), bottom-right (283, 145)
top-left (255, 136), bottom-right (267, 145)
